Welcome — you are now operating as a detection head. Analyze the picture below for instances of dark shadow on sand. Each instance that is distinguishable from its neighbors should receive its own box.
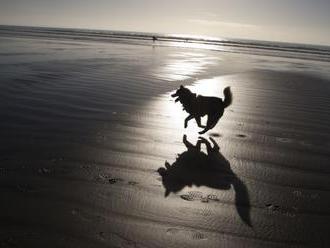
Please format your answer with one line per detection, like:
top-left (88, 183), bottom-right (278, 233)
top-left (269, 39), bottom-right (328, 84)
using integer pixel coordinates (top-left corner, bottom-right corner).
top-left (158, 135), bottom-right (251, 226)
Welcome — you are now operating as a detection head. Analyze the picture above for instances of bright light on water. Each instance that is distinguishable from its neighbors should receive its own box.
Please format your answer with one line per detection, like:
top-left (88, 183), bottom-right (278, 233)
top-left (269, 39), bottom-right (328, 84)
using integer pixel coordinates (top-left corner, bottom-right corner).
top-left (155, 51), bottom-right (221, 81)
top-left (147, 77), bottom-right (229, 138)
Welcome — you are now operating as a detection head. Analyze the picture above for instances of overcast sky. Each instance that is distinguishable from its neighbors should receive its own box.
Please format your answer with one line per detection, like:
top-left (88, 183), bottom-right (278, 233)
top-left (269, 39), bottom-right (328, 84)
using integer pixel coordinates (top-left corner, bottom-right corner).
top-left (1, 0), bottom-right (329, 45)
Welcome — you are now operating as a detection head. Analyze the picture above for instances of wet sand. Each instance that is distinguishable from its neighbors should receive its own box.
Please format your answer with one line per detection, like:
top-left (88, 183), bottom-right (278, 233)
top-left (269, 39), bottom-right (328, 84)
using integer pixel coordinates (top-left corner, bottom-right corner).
top-left (1, 37), bottom-right (330, 247)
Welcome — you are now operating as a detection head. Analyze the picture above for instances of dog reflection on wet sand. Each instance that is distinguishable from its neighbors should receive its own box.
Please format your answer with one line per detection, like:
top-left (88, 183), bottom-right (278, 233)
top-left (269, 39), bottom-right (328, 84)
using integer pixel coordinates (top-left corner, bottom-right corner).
top-left (157, 135), bottom-right (251, 226)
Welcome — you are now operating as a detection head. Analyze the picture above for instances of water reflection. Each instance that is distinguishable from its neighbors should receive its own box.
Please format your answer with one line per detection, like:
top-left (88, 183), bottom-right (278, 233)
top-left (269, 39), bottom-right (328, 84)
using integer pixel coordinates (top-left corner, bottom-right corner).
top-left (157, 135), bottom-right (251, 226)
top-left (146, 77), bottom-right (230, 137)
top-left (155, 52), bottom-right (219, 81)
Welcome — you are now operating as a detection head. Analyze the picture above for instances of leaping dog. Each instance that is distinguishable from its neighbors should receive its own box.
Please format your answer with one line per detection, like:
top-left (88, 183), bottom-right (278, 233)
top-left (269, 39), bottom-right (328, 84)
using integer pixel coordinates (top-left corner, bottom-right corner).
top-left (171, 85), bottom-right (232, 134)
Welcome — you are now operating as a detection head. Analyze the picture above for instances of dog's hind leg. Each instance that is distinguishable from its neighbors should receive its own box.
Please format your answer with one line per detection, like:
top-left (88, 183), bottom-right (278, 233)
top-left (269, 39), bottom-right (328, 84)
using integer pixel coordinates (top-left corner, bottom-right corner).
top-left (195, 117), bottom-right (206, 128)
top-left (199, 113), bottom-right (222, 134)
top-left (199, 127), bottom-right (210, 134)
top-left (184, 114), bottom-right (194, 128)
top-left (183, 134), bottom-right (201, 151)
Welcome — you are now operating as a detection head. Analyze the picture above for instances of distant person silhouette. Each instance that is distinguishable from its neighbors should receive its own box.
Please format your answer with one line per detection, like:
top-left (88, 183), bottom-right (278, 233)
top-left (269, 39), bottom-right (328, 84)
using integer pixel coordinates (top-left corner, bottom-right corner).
top-left (152, 36), bottom-right (158, 42)
top-left (157, 135), bottom-right (251, 226)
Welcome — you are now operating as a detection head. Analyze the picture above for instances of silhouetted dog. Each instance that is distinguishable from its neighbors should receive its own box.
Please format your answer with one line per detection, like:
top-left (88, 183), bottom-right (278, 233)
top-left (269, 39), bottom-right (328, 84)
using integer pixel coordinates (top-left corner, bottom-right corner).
top-left (157, 135), bottom-right (251, 226)
top-left (171, 85), bottom-right (232, 134)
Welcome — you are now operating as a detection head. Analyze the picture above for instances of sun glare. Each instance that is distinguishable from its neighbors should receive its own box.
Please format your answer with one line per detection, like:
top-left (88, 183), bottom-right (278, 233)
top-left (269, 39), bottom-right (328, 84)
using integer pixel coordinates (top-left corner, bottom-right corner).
top-left (155, 51), bottom-right (220, 81)
top-left (147, 77), bottom-right (229, 139)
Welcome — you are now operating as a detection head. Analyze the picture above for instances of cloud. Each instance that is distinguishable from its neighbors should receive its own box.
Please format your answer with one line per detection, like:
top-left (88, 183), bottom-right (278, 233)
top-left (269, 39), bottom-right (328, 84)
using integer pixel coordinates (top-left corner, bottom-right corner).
top-left (200, 12), bottom-right (218, 18)
top-left (189, 19), bottom-right (258, 29)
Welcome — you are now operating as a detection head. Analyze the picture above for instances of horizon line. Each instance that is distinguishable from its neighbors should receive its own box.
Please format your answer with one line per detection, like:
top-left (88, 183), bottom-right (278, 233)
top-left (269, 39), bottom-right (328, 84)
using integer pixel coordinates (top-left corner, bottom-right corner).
top-left (0, 23), bottom-right (329, 48)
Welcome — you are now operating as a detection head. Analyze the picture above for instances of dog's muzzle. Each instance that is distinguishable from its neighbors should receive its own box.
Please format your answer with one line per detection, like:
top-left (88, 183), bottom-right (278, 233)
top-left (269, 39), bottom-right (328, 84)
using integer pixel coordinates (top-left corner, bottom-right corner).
top-left (171, 93), bottom-right (180, 102)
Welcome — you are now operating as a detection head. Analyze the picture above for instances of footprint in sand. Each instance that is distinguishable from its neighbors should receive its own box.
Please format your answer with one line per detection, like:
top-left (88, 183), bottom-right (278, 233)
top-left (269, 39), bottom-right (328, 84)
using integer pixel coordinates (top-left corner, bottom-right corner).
top-left (71, 208), bottom-right (105, 222)
top-left (276, 137), bottom-right (292, 143)
top-left (98, 231), bottom-right (105, 240)
top-left (50, 157), bottom-right (64, 163)
top-left (166, 228), bottom-right (179, 235)
top-left (38, 167), bottom-right (51, 175)
top-left (236, 134), bottom-right (247, 138)
top-left (128, 181), bottom-right (139, 186)
top-left (209, 132), bottom-right (221, 137)
top-left (180, 191), bottom-right (220, 203)
top-left (180, 191), bottom-right (203, 201)
top-left (192, 232), bottom-right (207, 240)
top-left (108, 178), bottom-right (124, 184)
top-left (94, 173), bottom-right (112, 183)
top-left (166, 228), bottom-right (207, 240)
top-left (265, 203), bottom-right (297, 217)
top-left (207, 194), bottom-right (220, 202)
top-left (17, 184), bottom-right (36, 193)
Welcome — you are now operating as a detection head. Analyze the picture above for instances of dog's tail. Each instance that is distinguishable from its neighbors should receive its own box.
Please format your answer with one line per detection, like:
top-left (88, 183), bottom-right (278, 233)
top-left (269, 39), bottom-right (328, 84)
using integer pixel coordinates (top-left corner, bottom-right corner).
top-left (223, 87), bottom-right (232, 108)
top-left (233, 177), bottom-right (252, 226)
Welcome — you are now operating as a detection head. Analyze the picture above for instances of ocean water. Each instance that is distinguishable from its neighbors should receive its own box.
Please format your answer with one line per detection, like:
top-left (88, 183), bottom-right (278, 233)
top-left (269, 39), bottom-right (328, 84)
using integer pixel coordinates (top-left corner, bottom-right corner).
top-left (1, 25), bottom-right (330, 61)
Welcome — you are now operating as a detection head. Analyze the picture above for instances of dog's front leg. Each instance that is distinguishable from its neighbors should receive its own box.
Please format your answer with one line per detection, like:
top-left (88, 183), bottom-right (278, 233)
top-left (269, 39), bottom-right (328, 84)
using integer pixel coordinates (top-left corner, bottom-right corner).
top-left (183, 134), bottom-right (195, 149)
top-left (195, 117), bottom-right (206, 128)
top-left (184, 115), bottom-right (194, 128)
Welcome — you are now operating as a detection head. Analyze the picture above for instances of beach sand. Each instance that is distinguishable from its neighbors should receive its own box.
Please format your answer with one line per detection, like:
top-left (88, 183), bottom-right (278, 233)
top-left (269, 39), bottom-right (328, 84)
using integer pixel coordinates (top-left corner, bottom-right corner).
top-left (0, 36), bottom-right (330, 247)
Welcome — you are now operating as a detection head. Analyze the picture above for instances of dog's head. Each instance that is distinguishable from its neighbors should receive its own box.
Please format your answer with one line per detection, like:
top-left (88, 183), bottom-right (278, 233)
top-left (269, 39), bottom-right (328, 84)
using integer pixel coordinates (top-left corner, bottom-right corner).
top-left (157, 161), bottom-right (187, 197)
top-left (171, 85), bottom-right (192, 103)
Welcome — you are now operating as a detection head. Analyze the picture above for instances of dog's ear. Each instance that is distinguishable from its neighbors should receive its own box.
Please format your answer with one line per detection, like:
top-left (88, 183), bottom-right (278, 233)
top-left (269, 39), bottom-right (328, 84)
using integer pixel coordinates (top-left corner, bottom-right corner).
top-left (165, 161), bottom-right (171, 169)
top-left (157, 167), bottom-right (167, 176)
